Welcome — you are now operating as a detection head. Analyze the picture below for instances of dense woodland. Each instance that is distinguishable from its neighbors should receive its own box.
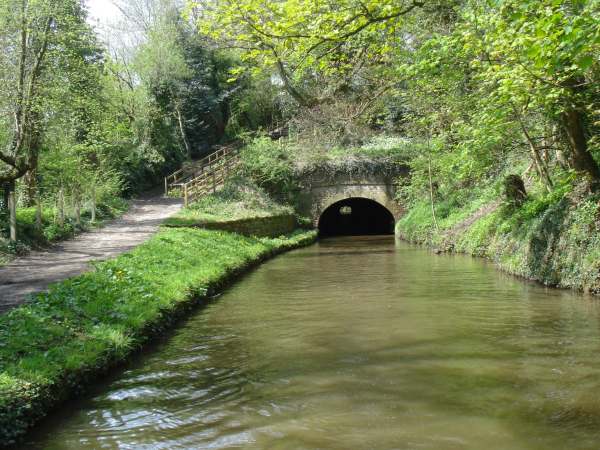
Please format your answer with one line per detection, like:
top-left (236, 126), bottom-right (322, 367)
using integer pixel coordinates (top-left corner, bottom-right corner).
top-left (0, 0), bottom-right (599, 263)
top-left (0, 0), bottom-right (245, 254)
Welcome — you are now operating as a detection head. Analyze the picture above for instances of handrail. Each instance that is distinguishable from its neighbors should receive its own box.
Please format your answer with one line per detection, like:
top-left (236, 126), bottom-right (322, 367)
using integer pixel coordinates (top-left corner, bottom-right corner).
top-left (181, 152), bottom-right (239, 206)
top-left (164, 146), bottom-right (238, 195)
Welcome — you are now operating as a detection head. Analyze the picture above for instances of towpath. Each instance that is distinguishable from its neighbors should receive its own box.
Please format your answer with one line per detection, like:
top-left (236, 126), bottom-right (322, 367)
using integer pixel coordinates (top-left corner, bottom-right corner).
top-left (0, 192), bottom-right (182, 313)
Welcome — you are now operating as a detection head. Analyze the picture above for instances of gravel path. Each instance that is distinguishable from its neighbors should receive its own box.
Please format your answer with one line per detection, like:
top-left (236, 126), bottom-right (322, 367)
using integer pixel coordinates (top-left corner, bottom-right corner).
top-left (0, 193), bottom-right (182, 313)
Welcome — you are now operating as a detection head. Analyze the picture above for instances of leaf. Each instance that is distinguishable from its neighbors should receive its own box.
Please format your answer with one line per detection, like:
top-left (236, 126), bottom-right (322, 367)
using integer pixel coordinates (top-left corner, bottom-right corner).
top-left (577, 55), bottom-right (594, 70)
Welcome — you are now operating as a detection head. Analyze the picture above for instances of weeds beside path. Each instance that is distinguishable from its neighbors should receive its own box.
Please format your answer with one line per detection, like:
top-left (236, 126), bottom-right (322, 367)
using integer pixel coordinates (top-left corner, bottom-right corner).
top-left (0, 192), bottom-right (182, 313)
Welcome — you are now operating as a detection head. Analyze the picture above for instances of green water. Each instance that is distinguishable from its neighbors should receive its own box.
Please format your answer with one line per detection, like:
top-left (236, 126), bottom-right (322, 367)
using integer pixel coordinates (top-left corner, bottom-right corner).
top-left (24, 237), bottom-right (600, 449)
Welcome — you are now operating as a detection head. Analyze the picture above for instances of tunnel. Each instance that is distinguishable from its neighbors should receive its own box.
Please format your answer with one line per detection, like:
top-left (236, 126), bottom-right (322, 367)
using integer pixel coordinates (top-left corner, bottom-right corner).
top-left (318, 197), bottom-right (395, 237)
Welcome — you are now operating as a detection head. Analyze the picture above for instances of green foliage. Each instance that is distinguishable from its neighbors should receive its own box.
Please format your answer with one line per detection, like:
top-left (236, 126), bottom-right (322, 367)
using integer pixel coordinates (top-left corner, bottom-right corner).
top-left (238, 137), bottom-right (300, 200)
top-left (226, 75), bottom-right (287, 137)
top-left (193, 0), bottom-right (599, 210)
top-left (0, 0), bottom-right (249, 246)
top-left (327, 135), bottom-right (418, 160)
top-left (0, 223), bottom-right (316, 444)
top-left (398, 178), bottom-right (600, 293)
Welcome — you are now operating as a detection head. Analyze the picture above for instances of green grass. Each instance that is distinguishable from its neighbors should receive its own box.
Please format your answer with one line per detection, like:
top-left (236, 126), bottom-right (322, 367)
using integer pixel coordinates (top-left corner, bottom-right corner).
top-left (0, 224), bottom-right (316, 445)
top-left (164, 178), bottom-right (293, 228)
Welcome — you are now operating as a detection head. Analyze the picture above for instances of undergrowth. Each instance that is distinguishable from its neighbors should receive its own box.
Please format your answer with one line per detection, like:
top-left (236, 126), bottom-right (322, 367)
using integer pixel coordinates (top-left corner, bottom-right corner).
top-left (398, 174), bottom-right (600, 293)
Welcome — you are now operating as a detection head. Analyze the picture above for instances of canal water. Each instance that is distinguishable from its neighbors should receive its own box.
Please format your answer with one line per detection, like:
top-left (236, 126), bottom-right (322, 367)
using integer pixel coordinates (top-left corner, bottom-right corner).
top-left (24, 237), bottom-right (600, 449)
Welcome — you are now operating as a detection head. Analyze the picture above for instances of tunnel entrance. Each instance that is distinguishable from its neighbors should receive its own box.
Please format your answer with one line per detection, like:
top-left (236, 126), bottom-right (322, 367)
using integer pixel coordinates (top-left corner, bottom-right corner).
top-left (318, 197), bottom-right (395, 237)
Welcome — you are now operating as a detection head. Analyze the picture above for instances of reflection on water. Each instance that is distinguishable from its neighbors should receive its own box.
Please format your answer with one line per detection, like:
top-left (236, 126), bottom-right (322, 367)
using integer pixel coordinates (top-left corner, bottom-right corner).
top-left (24, 236), bottom-right (600, 449)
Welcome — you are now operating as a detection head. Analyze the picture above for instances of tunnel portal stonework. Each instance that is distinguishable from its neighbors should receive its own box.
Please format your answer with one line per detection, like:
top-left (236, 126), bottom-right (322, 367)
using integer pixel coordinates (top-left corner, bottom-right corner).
top-left (296, 165), bottom-right (408, 227)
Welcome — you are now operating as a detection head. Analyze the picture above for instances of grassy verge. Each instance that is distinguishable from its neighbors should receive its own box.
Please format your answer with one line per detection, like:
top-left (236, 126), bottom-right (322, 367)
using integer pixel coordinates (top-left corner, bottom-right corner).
top-left (397, 180), bottom-right (600, 293)
top-left (0, 223), bottom-right (316, 445)
top-left (164, 177), bottom-right (294, 228)
top-left (0, 197), bottom-right (129, 266)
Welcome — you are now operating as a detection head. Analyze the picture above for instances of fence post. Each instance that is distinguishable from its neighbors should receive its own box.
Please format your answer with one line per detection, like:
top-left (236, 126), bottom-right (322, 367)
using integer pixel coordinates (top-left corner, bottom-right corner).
top-left (212, 170), bottom-right (216, 193)
top-left (184, 184), bottom-right (189, 207)
top-left (164, 177), bottom-right (168, 196)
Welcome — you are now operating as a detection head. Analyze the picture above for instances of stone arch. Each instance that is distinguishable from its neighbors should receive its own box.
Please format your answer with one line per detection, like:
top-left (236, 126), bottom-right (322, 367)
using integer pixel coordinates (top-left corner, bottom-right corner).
top-left (308, 184), bottom-right (403, 227)
top-left (317, 196), bottom-right (397, 236)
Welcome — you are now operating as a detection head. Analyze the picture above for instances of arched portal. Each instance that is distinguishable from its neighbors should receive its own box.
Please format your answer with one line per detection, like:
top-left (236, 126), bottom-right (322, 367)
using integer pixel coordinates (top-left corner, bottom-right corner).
top-left (318, 197), bottom-right (395, 237)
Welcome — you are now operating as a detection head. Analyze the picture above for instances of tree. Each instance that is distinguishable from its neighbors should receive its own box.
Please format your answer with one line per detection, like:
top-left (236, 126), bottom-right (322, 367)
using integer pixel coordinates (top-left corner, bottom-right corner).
top-left (188, 0), bottom-right (424, 107)
top-left (0, 0), bottom-right (99, 240)
top-left (135, 0), bottom-right (237, 158)
top-left (458, 0), bottom-right (600, 183)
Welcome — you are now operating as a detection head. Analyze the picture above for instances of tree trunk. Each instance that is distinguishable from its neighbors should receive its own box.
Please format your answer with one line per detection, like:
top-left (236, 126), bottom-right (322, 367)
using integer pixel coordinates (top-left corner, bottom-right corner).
top-left (428, 154), bottom-right (439, 231)
top-left (513, 106), bottom-right (553, 191)
top-left (57, 187), bottom-right (65, 227)
top-left (35, 193), bottom-right (42, 232)
top-left (90, 184), bottom-right (96, 223)
top-left (529, 142), bottom-right (553, 192)
top-left (2, 183), bottom-right (9, 212)
top-left (561, 107), bottom-right (600, 183)
top-left (174, 102), bottom-right (191, 158)
top-left (73, 189), bottom-right (81, 227)
top-left (8, 182), bottom-right (17, 242)
top-left (23, 168), bottom-right (38, 207)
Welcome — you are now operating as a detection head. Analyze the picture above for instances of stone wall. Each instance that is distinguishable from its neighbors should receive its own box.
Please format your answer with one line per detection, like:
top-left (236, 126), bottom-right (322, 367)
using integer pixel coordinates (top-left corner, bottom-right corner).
top-left (295, 171), bottom-right (407, 226)
top-left (201, 214), bottom-right (300, 238)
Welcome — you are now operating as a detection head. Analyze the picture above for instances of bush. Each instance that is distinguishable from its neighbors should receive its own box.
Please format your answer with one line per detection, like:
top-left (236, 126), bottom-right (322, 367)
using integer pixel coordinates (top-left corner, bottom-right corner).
top-left (238, 137), bottom-right (299, 201)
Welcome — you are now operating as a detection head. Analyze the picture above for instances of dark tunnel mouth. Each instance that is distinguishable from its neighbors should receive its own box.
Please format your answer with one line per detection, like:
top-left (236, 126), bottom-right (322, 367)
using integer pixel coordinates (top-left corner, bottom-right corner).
top-left (318, 197), bottom-right (395, 237)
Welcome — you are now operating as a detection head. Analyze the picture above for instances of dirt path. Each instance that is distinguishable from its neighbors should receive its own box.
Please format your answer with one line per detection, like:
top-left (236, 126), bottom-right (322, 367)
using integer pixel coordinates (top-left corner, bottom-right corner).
top-left (0, 193), bottom-right (182, 313)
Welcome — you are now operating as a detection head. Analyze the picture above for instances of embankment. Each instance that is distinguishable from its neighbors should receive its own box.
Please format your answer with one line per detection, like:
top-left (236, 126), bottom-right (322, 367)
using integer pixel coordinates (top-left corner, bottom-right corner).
top-left (166, 213), bottom-right (299, 238)
top-left (397, 187), bottom-right (600, 294)
top-left (0, 216), bottom-right (316, 445)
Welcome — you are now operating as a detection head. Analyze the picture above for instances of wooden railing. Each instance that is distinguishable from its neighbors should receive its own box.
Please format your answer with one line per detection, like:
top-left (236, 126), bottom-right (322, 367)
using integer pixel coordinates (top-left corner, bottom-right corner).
top-left (164, 146), bottom-right (240, 206)
top-left (164, 146), bottom-right (238, 196)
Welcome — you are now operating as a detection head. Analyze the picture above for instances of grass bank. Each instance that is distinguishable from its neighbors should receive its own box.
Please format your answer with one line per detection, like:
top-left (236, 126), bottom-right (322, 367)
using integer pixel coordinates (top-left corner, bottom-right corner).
top-left (164, 177), bottom-right (294, 228)
top-left (0, 196), bottom-right (316, 445)
top-left (397, 180), bottom-right (600, 294)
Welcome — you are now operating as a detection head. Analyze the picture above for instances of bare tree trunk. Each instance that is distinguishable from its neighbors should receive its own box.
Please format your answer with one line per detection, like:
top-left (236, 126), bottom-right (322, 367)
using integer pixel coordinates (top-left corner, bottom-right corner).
top-left (8, 182), bottom-right (17, 242)
top-left (513, 106), bottom-right (553, 192)
top-left (428, 154), bottom-right (439, 231)
top-left (529, 141), bottom-right (553, 192)
top-left (2, 183), bottom-right (9, 212)
top-left (57, 187), bottom-right (65, 227)
top-left (35, 192), bottom-right (42, 232)
top-left (90, 184), bottom-right (96, 223)
top-left (73, 189), bottom-right (81, 227)
top-left (23, 170), bottom-right (36, 207)
top-left (174, 102), bottom-right (191, 158)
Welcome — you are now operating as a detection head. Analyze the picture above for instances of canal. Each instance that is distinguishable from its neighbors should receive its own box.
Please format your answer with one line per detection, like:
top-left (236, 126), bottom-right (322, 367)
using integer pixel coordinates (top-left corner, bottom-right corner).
top-left (24, 236), bottom-right (600, 449)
